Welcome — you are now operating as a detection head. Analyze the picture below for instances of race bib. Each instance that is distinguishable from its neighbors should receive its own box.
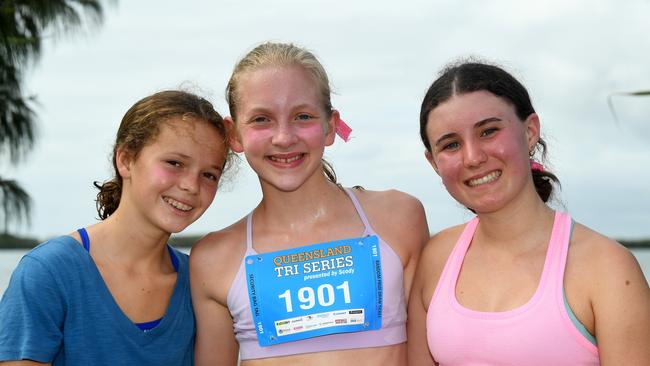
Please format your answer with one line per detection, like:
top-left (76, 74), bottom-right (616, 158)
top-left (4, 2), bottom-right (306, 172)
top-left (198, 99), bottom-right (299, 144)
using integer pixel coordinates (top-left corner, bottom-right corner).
top-left (245, 235), bottom-right (383, 346)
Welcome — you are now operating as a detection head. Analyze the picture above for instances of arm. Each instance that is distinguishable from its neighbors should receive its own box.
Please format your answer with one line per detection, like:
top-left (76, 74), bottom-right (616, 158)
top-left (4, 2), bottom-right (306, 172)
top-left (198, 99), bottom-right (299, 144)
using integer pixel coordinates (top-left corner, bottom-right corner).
top-left (407, 252), bottom-right (436, 366)
top-left (359, 189), bottom-right (429, 298)
top-left (394, 193), bottom-right (430, 299)
top-left (0, 362), bottom-right (50, 366)
top-left (407, 227), bottom-right (461, 366)
top-left (589, 237), bottom-right (650, 365)
top-left (192, 293), bottom-right (239, 366)
top-left (190, 234), bottom-right (241, 366)
top-left (0, 256), bottom-right (63, 365)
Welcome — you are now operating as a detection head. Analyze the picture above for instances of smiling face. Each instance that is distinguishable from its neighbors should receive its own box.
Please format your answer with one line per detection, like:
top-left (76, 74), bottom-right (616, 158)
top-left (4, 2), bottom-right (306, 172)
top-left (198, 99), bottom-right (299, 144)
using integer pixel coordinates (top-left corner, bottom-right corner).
top-left (425, 90), bottom-right (540, 213)
top-left (118, 117), bottom-right (227, 234)
top-left (229, 65), bottom-right (336, 192)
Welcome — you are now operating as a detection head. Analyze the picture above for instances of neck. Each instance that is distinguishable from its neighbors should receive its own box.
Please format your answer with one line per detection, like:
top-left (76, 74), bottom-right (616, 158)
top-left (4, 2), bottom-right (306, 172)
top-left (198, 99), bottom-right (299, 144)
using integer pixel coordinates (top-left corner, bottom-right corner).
top-left (255, 173), bottom-right (349, 231)
top-left (475, 188), bottom-right (555, 251)
top-left (88, 206), bottom-right (171, 270)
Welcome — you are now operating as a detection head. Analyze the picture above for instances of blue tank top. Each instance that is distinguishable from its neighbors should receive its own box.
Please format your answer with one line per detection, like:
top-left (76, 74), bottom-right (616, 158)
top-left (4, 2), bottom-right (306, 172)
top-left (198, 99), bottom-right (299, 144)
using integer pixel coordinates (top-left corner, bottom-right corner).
top-left (77, 228), bottom-right (178, 331)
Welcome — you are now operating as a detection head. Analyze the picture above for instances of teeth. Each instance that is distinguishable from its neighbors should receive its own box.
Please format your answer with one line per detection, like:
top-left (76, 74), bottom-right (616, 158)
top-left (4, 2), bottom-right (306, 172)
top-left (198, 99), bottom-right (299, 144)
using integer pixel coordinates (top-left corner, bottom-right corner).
top-left (468, 171), bottom-right (502, 187)
top-left (269, 154), bottom-right (302, 163)
top-left (163, 197), bottom-right (193, 211)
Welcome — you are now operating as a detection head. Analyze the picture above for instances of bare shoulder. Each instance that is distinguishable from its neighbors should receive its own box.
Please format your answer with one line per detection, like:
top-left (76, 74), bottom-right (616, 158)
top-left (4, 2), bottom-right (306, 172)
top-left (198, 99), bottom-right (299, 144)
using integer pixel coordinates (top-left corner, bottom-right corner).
top-left (421, 224), bottom-right (465, 272)
top-left (350, 187), bottom-right (428, 250)
top-left (416, 223), bottom-right (465, 305)
top-left (191, 218), bottom-right (247, 263)
top-left (351, 188), bottom-right (427, 232)
top-left (570, 223), bottom-right (642, 275)
top-left (351, 187), bottom-right (424, 215)
top-left (569, 222), bottom-right (648, 292)
top-left (190, 217), bottom-right (248, 302)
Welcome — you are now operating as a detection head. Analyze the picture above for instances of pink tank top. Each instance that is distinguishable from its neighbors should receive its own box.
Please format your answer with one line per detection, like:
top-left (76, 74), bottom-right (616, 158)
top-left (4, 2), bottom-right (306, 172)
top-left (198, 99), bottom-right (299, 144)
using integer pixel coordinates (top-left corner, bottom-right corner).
top-left (228, 188), bottom-right (407, 360)
top-left (427, 211), bottom-right (600, 365)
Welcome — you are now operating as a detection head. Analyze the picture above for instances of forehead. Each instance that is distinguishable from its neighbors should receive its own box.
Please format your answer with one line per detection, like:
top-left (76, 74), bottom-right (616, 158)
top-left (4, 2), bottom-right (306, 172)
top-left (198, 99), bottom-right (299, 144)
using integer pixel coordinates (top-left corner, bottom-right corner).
top-left (427, 91), bottom-right (517, 133)
top-left (155, 117), bottom-right (222, 145)
top-left (236, 65), bottom-right (322, 112)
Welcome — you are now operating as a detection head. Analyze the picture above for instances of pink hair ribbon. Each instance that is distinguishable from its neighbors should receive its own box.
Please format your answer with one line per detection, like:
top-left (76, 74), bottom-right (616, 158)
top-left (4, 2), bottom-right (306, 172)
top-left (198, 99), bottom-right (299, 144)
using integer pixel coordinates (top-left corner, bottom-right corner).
top-left (335, 117), bottom-right (352, 142)
top-left (530, 160), bottom-right (545, 172)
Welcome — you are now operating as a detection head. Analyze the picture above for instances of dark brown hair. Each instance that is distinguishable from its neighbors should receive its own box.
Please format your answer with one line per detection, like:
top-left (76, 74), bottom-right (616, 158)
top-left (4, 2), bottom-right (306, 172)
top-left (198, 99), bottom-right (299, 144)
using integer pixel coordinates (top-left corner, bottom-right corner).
top-left (420, 61), bottom-right (559, 202)
top-left (94, 90), bottom-right (230, 219)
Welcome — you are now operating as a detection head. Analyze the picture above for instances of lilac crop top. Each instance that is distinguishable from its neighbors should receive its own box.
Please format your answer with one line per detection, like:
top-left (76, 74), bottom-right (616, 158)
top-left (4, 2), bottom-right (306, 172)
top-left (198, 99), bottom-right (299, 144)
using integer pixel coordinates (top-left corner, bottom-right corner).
top-left (227, 188), bottom-right (407, 360)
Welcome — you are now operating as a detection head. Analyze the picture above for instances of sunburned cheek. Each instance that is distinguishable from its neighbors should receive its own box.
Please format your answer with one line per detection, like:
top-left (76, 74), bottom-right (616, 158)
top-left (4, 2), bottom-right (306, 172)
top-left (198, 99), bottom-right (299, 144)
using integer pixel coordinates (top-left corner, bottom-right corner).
top-left (151, 167), bottom-right (175, 184)
top-left (242, 128), bottom-right (274, 145)
top-left (297, 123), bottom-right (327, 140)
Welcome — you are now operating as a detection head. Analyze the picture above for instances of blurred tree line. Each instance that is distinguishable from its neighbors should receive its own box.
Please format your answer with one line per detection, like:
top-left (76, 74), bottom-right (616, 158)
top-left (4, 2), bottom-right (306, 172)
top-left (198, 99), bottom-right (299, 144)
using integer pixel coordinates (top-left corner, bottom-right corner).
top-left (1, 0), bottom-right (105, 233)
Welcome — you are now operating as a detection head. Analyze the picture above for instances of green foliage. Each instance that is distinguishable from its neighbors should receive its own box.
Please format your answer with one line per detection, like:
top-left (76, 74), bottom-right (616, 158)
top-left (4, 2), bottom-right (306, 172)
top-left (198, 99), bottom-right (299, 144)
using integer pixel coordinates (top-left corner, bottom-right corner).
top-left (0, 0), bottom-right (105, 232)
top-left (0, 178), bottom-right (31, 229)
top-left (0, 232), bottom-right (38, 249)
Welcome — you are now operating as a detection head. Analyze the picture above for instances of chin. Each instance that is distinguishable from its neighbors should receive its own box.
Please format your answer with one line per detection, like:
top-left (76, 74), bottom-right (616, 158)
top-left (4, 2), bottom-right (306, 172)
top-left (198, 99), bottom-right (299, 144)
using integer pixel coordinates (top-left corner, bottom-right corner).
top-left (158, 218), bottom-right (196, 235)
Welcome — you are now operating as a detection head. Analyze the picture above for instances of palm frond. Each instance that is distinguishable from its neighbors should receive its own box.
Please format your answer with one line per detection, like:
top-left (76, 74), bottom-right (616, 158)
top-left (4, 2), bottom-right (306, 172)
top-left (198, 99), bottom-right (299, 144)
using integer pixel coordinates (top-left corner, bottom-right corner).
top-left (0, 177), bottom-right (32, 232)
top-left (607, 90), bottom-right (650, 126)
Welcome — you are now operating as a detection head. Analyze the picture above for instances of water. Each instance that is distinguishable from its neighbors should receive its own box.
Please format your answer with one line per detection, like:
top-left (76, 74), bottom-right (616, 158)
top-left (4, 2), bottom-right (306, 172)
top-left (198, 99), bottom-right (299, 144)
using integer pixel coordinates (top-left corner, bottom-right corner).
top-left (2, 248), bottom-right (650, 297)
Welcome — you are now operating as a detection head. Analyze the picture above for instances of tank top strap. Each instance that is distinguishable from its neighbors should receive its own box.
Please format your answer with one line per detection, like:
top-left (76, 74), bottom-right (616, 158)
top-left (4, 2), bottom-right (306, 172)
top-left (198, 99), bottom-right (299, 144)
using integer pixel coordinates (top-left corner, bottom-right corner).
top-left (246, 212), bottom-right (254, 250)
top-left (342, 187), bottom-right (373, 235)
top-left (432, 217), bottom-right (479, 302)
top-left (77, 227), bottom-right (90, 252)
top-left (545, 211), bottom-right (573, 291)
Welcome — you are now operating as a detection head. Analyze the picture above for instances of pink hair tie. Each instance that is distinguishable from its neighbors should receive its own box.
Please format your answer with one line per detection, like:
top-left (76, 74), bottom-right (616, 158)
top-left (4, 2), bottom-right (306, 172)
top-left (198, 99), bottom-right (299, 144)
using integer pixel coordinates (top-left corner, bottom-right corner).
top-left (530, 160), bottom-right (545, 172)
top-left (335, 117), bottom-right (352, 142)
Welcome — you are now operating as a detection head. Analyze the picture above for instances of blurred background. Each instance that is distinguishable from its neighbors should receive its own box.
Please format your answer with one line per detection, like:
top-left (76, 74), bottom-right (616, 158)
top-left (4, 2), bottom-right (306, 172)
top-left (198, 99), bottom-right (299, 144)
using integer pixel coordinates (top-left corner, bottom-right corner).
top-left (2, 0), bottom-right (649, 292)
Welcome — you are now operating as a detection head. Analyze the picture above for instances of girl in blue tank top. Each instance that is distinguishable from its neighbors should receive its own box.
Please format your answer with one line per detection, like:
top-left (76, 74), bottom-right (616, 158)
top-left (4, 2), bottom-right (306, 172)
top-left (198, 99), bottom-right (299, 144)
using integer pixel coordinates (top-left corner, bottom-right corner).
top-left (190, 42), bottom-right (430, 366)
top-left (0, 91), bottom-right (233, 365)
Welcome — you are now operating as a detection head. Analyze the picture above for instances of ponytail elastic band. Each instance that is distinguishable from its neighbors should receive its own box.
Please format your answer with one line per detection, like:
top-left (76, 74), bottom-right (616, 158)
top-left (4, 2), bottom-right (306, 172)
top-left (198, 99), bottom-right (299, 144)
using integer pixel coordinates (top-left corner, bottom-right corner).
top-left (335, 117), bottom-right (352, 142)
top-left (530, 160), bottom-right (545, 172)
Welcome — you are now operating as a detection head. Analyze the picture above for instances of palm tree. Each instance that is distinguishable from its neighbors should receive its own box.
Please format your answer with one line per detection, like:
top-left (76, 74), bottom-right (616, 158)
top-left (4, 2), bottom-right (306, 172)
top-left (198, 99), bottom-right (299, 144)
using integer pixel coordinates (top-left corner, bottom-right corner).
top-left (608, 90), bottom-right (650, 126)
top-left (0, 0), bottom-right (104, 232)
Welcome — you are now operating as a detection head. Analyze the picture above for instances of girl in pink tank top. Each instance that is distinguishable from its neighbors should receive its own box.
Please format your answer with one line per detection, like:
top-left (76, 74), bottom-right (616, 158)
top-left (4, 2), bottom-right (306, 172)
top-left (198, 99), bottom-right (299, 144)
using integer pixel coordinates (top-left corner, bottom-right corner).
top-left (408, 61), bottom-right (650, 365)
top-left (190, 42), bottom-right (429, 366)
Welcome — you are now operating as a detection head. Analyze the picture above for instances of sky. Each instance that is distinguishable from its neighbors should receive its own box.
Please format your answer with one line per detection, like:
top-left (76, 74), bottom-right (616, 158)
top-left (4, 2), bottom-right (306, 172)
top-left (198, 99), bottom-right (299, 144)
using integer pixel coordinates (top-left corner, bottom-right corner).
top-left (4, 0), bottom-right (650, 241)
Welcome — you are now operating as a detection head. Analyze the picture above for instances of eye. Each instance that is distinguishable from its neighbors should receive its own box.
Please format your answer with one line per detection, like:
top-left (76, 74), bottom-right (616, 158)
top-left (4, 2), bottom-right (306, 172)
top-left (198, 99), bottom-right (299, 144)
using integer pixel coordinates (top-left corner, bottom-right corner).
top-left (441, 141), bottom-right (460, 151)
top-left (202, 171), bottom-right (219, 182)
top-left (480, 127), bottom-right (498, 137)
top-left (295, 113), bottom-right (314, 121)
top-left (167, 160), bottom-right (182, 167)
top-left (251, 115), bottom-right (269, 124)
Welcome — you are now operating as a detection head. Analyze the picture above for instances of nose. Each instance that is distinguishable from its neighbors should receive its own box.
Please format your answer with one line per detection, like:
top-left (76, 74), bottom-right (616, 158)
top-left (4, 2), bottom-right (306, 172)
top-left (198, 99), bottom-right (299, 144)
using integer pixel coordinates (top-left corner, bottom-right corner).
top-left (271, 122), bottom-right (298, 148)
top-left (179, 173), bottom-right (199, 194)
top-left (462, 140), bottom-right (487, 168)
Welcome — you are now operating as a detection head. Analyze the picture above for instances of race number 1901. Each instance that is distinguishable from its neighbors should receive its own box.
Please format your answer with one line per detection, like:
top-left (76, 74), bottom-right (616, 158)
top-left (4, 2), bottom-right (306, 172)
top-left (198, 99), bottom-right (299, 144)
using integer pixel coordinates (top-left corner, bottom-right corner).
top-left (278, 281), bottom-right (351, 313)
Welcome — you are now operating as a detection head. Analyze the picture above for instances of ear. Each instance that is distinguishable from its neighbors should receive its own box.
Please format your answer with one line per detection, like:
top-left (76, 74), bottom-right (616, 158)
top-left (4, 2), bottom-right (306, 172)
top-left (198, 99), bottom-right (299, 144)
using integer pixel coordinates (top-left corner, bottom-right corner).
top-left (225, 116), bottom-right (244, 153)
top-left (424, 149), bottom-right (440, 175)
top-left (116, 148), bottom-right (133, 179)
top-left (524, 113), bottom-right (541, 152)
top-left (324, 109), bottom-right (338, 146)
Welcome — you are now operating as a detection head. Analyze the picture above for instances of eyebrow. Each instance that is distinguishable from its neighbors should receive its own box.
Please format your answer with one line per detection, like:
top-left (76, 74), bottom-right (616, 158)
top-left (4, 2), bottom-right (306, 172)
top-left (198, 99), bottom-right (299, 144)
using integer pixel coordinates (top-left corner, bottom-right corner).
top-left (433, 117), bottom-right (502, 148)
